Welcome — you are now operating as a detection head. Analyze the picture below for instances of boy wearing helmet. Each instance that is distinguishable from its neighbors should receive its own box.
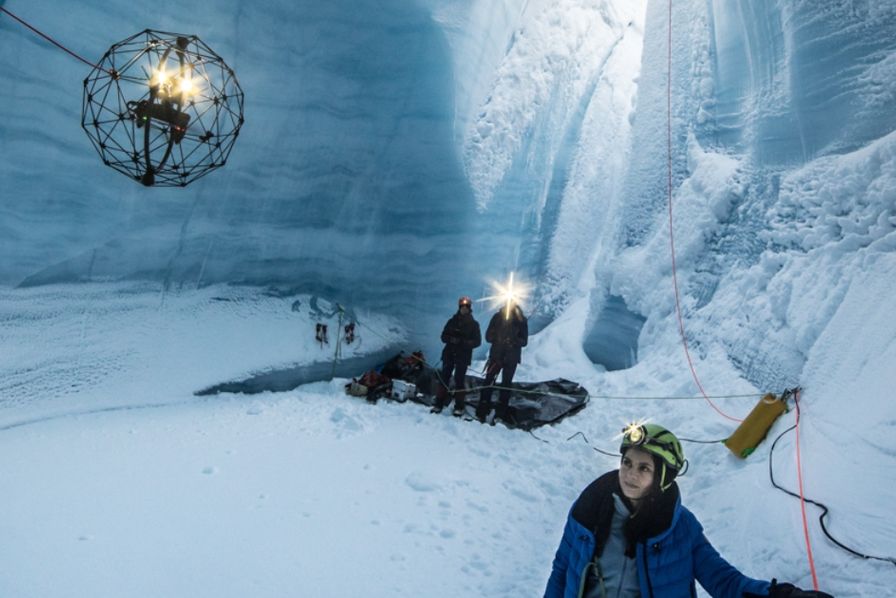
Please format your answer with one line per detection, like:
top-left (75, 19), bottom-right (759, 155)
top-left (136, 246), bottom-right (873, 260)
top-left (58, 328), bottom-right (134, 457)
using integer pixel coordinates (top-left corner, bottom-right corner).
top-left (431, 296), bottom-right (481, 416)
top-left (544, 424), bottom-right (834, 598)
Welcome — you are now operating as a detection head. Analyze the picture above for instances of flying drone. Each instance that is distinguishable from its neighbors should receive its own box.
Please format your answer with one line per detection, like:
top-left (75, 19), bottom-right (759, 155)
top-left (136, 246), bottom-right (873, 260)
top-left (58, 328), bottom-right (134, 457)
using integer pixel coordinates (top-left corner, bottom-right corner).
top-left (81, 29), bottom-right (245, 187)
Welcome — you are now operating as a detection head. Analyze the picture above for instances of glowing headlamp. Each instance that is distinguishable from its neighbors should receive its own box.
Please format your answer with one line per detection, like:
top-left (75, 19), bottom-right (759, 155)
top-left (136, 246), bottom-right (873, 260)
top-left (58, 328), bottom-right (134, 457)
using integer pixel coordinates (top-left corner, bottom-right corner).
top-left (623, 422), bottom-right (646, 445)
top-left (484, 271), bottom-right (531, 319)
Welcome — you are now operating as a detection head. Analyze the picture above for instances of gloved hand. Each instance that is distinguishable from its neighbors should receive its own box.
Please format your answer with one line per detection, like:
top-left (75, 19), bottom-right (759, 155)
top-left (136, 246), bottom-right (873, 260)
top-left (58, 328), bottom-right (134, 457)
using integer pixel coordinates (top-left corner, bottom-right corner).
top-left (448, 336), bottom-right (460, 344)
top-left (784, 588), bottom-right (833, 598)
top-left (745, 579), bottom-right (834, 598)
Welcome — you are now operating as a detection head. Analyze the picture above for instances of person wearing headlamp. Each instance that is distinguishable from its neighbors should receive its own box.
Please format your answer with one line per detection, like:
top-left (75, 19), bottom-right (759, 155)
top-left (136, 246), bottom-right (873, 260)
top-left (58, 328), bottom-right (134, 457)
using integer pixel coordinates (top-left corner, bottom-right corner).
top-left (431, 296), bottom-right (481, 416)
top-left (475, 300), bottom-right (528, 425)
top-left (544, 424), bottom-right (834, 598)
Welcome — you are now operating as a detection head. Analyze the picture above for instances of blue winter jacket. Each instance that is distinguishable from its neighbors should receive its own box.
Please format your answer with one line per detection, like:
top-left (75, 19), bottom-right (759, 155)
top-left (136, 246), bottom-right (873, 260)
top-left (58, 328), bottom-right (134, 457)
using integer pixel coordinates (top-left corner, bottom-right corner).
top-left (544, 491), bottom-right (770, 598)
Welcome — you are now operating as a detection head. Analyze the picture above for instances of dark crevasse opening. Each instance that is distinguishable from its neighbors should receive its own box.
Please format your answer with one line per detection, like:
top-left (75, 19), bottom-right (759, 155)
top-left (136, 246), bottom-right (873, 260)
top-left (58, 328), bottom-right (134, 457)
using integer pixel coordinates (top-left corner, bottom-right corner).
top-left (583, 294), bottom-right (646, 371)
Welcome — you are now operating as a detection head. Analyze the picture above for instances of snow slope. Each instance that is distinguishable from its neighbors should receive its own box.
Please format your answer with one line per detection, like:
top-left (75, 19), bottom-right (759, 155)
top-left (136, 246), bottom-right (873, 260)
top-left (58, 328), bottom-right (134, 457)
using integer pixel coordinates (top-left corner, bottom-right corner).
top-left (1, 283), bottom-right (894, 597)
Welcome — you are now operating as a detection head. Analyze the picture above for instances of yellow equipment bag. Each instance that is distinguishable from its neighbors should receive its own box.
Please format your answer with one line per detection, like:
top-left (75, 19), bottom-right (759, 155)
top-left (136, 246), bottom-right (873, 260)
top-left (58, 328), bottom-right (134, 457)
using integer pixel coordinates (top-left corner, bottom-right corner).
top-left (724, 392), bottom-right (789, 458)
top-left (346, 381), bottom-right (369, 397)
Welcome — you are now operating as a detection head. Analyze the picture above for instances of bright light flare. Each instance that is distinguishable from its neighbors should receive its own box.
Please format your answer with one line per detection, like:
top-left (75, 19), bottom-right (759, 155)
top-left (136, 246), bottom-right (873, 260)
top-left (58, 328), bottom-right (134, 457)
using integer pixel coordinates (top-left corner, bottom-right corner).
top-left (618, 418), bottom-right (651, 444)
top-left (178, 76), bottom-right (195, 95)
top-left (151, 67), bottom-right (201, 98)
top-left (176, 65), bottom-right (203, 97)
top-left (482, 271), bottom-right (532, 319)
top-left (152, 68), bottom-right (168, 88)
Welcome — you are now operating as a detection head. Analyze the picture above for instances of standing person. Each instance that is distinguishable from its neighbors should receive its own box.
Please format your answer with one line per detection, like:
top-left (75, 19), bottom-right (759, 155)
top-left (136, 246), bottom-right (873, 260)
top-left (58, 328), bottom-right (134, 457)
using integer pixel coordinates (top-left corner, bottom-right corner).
top-left (431, 296), bottom-right (481, 416)
top-left (544, 423), bottom-right (834, 598)
top-left (475, 301), bottom-right (528, 425)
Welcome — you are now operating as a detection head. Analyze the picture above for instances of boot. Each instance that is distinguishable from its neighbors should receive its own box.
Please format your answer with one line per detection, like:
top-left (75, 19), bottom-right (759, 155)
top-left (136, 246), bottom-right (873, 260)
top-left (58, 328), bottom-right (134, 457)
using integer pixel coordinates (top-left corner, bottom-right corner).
top-left (476, 387), bottom-right (493, 423)
top-left (431, 384), bottom-right (449, 413)
top-left (452, 391), bottom-right (466, 417)
top-left (495, 395), bottom-right (511, 425)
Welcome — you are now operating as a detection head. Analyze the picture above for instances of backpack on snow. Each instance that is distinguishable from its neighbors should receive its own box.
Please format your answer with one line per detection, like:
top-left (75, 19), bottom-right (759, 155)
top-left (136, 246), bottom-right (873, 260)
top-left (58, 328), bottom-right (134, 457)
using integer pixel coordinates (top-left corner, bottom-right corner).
top-left (344, 370), bottom-right (392, 402)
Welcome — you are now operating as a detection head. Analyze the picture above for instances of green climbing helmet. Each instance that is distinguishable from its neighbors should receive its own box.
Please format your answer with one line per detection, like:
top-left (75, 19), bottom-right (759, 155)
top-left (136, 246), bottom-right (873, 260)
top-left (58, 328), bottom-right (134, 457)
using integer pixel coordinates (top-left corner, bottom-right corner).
top-left (620, 423), bottom-right (687, 490)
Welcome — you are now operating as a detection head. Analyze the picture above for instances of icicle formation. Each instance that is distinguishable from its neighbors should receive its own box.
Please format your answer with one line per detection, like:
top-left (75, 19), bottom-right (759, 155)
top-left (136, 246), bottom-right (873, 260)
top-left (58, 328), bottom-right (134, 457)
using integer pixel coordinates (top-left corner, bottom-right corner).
top-left (81, 29), bottom-right (244, 187)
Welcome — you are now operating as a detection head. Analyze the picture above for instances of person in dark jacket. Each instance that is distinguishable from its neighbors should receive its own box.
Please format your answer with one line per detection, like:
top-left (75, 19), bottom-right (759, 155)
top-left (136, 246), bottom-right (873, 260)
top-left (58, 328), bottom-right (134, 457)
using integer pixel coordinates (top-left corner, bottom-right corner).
top-left (544, 423), bottom-right (834, 598)
top-left (431, 296), bottom-right (481, 416)
top-left (475, 302), bottom-right (528, 424)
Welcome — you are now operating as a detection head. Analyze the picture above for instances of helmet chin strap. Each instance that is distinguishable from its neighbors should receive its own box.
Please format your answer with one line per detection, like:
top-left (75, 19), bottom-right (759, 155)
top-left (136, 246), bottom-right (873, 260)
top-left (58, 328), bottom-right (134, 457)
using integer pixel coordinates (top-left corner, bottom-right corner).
top-left (658, 459), bottom-right (688, 492)
top-left (658, 464), bottom-right (674, 493)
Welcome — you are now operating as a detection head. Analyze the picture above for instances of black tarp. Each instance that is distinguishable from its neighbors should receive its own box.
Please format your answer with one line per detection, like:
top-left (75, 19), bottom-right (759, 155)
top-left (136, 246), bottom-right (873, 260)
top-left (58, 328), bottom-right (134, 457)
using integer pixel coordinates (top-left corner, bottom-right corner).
top-left (374, 352), bottom-right (589, 430)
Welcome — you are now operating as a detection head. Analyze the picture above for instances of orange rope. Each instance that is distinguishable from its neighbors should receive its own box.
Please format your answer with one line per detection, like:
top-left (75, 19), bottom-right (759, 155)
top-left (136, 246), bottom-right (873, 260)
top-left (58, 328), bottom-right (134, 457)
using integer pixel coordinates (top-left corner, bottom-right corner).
top-left (665, 0), bottom-right (742, 423)
top-left (794, 389), bottom-right (821, 589)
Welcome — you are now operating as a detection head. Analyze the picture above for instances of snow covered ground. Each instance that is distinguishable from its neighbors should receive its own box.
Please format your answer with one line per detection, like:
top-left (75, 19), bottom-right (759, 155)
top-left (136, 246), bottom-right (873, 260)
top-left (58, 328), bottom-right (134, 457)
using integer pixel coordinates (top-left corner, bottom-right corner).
top-left (2, 282), bottom-right (894, 597)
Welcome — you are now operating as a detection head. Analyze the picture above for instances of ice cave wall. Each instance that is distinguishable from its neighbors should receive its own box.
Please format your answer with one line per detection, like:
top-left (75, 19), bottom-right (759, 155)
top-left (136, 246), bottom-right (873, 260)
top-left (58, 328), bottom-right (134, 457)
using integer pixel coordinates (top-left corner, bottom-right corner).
top-left (2, 0), bottom-right (894, 373)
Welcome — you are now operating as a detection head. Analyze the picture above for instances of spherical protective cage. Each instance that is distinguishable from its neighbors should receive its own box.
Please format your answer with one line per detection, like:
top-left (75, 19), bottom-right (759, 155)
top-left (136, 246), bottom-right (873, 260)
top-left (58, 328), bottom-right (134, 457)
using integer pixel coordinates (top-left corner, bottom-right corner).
top-left (620, 423), bottom-right (686, 474)
top-left (81, 29), bottom-right (244, 187)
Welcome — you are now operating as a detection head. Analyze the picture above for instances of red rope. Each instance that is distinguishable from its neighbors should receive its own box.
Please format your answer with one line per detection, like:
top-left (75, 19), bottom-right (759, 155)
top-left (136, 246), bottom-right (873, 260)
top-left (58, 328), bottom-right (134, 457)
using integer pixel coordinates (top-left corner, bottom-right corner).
top-left (665, 0), bottom-right (741, 423)
top-left (0, 6), bottom-right (107, 72)
top-left (665, 5), bottom-right (819, 588)
top-left (794, 389), bottom-right (821, 589)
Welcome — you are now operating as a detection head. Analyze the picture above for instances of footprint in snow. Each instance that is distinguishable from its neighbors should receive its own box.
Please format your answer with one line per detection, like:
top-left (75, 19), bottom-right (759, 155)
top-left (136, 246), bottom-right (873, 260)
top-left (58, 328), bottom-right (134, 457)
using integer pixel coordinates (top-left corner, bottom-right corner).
top-left (503, 481), bottom-right (538, 502)
top-left (405, 471), bottom-right (441, 492)
top-left (462, 558), bottom-right (490, 575)
top-left (330, 407), bottom-right (362, 432)
top-left (465, 499), bottom-right (488, 513)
